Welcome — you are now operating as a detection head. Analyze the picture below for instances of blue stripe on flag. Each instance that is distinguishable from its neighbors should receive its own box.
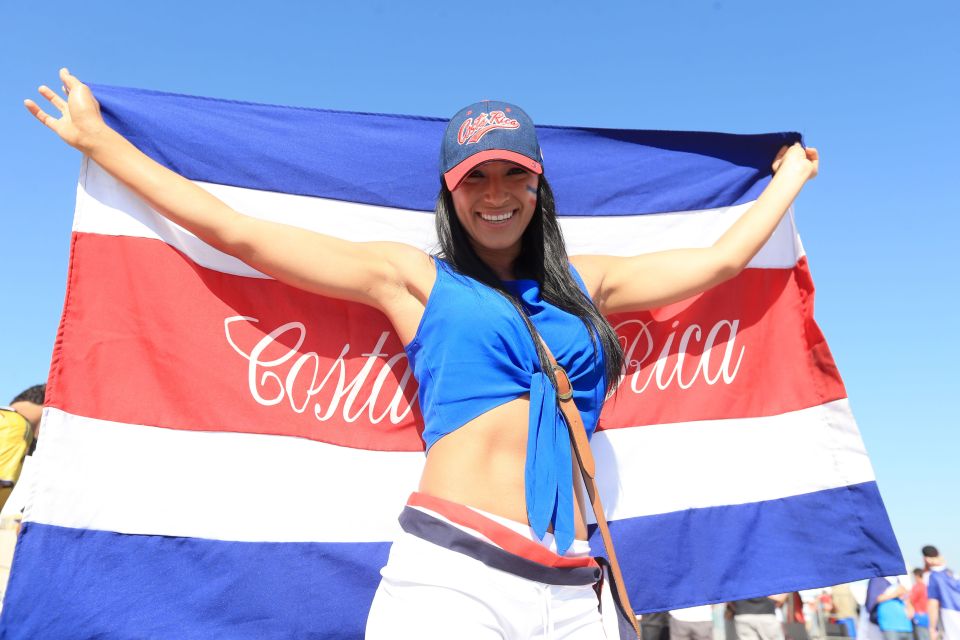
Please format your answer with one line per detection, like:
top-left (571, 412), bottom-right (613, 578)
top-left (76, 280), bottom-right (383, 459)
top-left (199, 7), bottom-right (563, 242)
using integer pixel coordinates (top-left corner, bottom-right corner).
top-left (598, 481), bottom-right (904, 613)
top-left (90, 84), bottom-right (800, 216)
top-left (0, 522), bottom-right (387, 640)
top-left (0, 483), bottom-right (902, 637)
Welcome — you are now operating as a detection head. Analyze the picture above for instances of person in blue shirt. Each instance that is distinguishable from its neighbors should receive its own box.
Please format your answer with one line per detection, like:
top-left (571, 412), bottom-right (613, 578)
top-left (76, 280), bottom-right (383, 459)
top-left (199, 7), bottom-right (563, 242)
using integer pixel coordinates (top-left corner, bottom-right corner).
top-left (868, 576), bottom-right (916, 640)
top-left (925, 546), bottom-right (959, 640)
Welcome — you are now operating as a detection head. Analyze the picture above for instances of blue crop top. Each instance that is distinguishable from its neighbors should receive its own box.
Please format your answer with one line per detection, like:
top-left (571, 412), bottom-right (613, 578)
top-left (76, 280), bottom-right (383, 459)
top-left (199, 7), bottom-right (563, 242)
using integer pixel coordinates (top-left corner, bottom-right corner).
top-left (404, 259), bottom-right (606, 553)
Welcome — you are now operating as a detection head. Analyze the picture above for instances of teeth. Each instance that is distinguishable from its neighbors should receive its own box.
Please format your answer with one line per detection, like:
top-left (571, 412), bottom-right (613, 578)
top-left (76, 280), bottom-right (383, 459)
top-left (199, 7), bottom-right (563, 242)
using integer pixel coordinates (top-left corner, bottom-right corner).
top-left (480, 211), bottom-right (514, 222)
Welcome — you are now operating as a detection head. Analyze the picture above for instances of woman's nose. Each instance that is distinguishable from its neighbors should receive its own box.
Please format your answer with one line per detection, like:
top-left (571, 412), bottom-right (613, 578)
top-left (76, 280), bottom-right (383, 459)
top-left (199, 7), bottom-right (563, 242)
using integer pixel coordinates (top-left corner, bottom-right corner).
top-left (482, 175), bottom-right (508, 202)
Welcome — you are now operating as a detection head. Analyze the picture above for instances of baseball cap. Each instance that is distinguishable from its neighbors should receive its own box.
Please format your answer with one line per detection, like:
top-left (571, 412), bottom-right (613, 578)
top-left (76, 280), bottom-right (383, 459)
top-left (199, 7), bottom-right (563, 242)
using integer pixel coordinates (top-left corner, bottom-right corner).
top-left (440, 100), bottom-right (543, 191)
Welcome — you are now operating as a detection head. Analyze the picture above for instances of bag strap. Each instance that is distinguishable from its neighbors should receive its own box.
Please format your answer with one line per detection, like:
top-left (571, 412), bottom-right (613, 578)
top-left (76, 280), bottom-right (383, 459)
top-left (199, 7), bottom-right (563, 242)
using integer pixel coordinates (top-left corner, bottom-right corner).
top-left (539, 341), bottom-right (641, 637)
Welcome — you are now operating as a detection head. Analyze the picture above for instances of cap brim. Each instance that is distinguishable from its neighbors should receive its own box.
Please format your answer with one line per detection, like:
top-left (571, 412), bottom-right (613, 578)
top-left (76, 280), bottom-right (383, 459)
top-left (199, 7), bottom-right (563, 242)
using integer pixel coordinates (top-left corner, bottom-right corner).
top-left (443, 149), bottom-right (543, 191)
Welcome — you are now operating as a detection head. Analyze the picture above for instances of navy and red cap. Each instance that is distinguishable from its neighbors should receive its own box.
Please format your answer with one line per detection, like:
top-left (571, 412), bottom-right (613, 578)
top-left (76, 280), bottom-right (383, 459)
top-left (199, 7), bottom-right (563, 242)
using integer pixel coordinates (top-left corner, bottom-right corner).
top-left (440, 100), bottom-right (543, 191)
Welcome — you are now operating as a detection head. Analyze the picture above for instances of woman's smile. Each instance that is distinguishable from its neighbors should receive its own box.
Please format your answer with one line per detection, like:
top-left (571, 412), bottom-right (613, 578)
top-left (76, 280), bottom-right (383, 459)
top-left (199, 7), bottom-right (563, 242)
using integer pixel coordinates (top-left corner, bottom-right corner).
top-left (477, 209), bottom-right (517, 224)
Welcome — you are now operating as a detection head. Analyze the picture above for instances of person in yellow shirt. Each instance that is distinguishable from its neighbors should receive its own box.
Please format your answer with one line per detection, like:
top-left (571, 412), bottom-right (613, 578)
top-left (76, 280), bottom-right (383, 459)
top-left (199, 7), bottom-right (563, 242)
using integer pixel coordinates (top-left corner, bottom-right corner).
top-left (0, 384), bottom-right (43, 511)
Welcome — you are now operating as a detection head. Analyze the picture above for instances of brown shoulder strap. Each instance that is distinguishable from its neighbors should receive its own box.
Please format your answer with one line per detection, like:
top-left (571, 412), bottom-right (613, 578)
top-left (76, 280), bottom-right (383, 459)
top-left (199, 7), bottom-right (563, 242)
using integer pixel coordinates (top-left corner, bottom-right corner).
top-left (542, 346), bottom-right (641, 637)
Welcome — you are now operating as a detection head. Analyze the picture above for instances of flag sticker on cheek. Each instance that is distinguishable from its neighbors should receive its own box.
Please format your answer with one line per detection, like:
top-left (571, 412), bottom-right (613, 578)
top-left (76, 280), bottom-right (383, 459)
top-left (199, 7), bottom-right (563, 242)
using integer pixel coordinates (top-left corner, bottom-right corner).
top-left (526, 184), bottom-right (537, 206)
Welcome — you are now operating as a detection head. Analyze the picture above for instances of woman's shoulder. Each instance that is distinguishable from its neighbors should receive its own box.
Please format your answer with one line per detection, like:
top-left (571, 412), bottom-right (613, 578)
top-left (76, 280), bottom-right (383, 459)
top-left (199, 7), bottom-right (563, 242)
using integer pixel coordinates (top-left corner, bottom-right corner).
top-left (366, 241), bottom-right (436, 296)
top-left (567, 255), bottom-right (607, 301)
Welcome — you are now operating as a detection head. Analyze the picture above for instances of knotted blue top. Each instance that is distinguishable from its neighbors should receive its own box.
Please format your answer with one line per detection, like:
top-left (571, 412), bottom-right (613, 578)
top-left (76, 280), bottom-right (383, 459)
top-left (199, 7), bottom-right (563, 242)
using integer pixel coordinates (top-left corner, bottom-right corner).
top-left (404, 259), bottom-right (606, 553)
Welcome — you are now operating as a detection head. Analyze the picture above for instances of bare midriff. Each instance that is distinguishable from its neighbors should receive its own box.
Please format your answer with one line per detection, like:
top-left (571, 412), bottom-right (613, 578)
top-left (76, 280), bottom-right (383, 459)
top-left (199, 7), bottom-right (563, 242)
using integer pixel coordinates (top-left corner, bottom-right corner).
top-left (418, 396), bottom-right (590, 542)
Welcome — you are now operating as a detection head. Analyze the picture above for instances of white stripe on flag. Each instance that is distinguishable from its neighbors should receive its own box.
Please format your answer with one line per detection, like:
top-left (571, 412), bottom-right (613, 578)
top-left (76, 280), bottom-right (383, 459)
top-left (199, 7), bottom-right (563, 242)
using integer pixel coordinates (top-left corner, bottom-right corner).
top-left (74, 160), bottom-right (804, 279)
top-left (594, 398), bottom-right (875, 522)
top-left (28, 401), bottom-right (873, 542)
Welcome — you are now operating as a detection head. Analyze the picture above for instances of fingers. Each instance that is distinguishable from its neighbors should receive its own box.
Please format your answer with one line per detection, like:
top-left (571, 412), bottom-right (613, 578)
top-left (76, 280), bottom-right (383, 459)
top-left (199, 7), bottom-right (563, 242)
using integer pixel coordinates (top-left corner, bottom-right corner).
top-left (60, 67), bottom-right (82, 92)
top-left (771, 145), bottom-right (788, 172)
top-left (23, 99), bottom-right (57, 130)
top-left (805, 147), bottom-right (819, 179)
top-left (38, 85), bottom-right (67, 113)
top-left (771, 142), bottom-right (819, 177)
top-left (24, 68), bottom-right (80, 128)
top-left (771, 144), bottom-right (789, 172)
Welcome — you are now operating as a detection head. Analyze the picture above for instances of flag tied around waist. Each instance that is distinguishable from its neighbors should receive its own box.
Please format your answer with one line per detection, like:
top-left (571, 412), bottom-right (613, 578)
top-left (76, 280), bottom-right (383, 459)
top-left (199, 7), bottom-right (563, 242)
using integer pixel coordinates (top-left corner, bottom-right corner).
top-left (0, 85), bottom-right (904, 638)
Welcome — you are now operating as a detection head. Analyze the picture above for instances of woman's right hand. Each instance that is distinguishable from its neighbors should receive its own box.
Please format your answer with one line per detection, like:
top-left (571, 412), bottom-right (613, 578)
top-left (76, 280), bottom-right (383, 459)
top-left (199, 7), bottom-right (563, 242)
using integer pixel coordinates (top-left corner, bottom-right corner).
top-left (24, 68), bottom-right (110, 154)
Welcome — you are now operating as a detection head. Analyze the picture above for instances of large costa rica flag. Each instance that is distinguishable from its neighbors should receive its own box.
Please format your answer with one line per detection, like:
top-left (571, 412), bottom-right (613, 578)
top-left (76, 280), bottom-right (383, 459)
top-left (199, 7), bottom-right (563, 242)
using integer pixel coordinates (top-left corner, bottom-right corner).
top-left (0, 85), bottom-right (903, 638)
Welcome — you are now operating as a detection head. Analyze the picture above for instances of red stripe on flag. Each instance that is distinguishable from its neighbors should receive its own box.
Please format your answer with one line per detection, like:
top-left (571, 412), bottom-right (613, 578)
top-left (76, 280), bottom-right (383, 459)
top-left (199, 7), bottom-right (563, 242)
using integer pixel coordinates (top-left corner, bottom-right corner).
top-left (599, 251), bottom-right (846, 430)
top-left (48, 233), bottom-right (844, 451)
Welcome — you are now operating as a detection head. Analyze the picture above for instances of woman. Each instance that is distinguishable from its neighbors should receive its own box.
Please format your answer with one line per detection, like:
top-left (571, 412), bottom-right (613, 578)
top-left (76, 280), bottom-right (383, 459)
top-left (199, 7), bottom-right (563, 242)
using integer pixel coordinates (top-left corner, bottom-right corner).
top-left (26, 69), bottom-right (818, 639)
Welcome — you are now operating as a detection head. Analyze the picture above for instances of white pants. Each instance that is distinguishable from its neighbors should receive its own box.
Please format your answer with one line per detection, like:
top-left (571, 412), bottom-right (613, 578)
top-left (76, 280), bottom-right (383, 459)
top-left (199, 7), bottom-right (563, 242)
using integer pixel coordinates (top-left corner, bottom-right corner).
top-left (366, 529), bottom-right (607, 639)
top-left (734, 615), bottom-right (784, 640)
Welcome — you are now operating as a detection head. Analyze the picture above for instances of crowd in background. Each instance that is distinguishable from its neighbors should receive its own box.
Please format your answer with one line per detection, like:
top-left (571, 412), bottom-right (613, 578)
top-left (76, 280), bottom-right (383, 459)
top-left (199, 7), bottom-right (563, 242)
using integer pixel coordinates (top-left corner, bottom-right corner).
top-left (641, 546), bottom-right (956, 640)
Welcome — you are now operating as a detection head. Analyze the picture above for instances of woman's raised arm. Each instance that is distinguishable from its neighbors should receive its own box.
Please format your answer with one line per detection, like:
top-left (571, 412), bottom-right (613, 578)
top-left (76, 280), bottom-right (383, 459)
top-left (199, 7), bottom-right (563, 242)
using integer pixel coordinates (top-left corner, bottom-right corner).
top-left (24, 69), bottom-right (433, 317)
top-left (572, 142), bottom-right (819, 315)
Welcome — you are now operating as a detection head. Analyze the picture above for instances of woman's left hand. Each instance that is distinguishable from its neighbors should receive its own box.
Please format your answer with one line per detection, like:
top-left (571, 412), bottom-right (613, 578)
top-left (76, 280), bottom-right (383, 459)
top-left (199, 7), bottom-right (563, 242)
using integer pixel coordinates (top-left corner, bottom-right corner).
top-left (575, 141), bottom-right (819, 315)
top-left (772, 142), bottom-right (819, 181)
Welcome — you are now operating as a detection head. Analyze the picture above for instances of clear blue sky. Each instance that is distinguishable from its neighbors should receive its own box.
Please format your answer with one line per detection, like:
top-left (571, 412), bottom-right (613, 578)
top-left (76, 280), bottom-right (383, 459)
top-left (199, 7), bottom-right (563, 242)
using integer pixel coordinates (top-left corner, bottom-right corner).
top-left (2, 1), bottom-right (957, 572)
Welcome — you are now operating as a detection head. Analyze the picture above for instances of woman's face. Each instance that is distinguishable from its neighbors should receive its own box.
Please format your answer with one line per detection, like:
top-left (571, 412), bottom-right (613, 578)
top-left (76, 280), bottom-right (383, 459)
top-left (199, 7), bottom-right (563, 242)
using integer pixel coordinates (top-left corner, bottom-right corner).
top-left (450, 160), bottom-right (539, 256)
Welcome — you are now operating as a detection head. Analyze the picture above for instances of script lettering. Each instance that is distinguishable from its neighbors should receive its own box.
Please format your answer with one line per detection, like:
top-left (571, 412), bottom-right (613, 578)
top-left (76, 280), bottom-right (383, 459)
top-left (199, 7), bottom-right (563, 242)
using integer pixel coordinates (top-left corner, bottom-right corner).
top-left (614, 317), bottom-right (745, 394)
top-left (224, 316), bottom-right (415, 426)
top-left (457, 111), bottom-right (520, 144)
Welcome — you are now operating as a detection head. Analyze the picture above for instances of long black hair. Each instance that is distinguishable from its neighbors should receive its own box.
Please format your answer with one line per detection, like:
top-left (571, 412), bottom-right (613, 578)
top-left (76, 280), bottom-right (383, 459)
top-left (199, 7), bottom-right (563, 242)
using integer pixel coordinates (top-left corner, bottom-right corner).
top-left (434, 175), bottom-right (624, 393)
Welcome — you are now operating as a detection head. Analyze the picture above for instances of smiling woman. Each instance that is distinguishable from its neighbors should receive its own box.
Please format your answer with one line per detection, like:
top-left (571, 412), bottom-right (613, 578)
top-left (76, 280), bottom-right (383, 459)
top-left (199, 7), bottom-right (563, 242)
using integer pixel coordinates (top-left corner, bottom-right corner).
top-left (23, 73), bottom-right (817, 639)
top-left (367, 99), bottom-right (816, 639)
